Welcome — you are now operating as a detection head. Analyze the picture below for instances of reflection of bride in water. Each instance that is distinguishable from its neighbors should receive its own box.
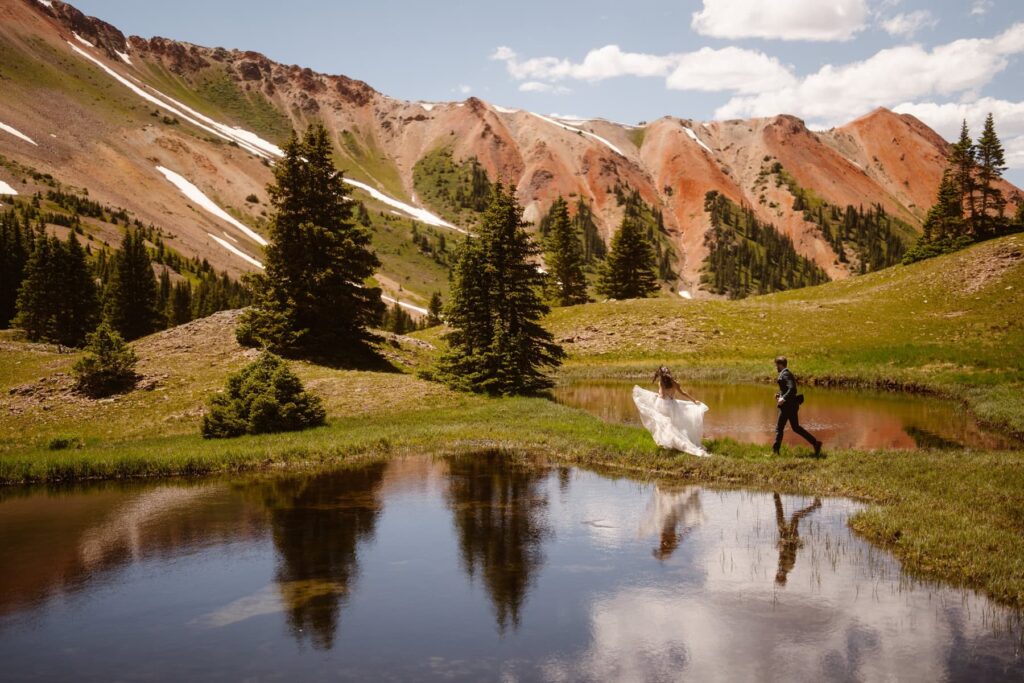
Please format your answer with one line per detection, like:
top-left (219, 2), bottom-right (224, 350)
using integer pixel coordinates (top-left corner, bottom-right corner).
top-left (633, 366), bottom-right (709, 456)
top-left (639, 486), bottom-right (704, 561)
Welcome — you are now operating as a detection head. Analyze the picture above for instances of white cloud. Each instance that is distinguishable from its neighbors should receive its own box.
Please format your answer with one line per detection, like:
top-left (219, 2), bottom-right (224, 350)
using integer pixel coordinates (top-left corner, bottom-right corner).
top-left (691, 0), bottom-right (869, 41)
top-left (971, 0), bottom-right (994, 16)
top-left (894, 97), bottom-right (1024, 169)
top-left (519, 81), bottom-right (572, 94)
top-left (716, 23), bottom-right (1024, 124)
top-left (493, 44), bottom-right (794, 95)
top-left (666, 47), bottom-right (796, 93)
top-left (456, 84), bottom-right (472, 95)
top-left (880, 10), bottom-right (937, 37)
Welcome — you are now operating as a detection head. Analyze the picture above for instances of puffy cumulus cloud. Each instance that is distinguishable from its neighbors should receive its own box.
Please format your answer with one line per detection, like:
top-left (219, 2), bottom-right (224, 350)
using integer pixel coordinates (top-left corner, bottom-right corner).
top-left (716, 23), bottom-right (1024, 124)
top-left (666, 47), bottom-right (796, 94)
top-left (971, 0), bottom-right (994, 16)
top-left (691, 0), bottom-right (869, 41)
top-left (894, 98), bottom-right (1024, 168)
top-left (492, 44), bottom-right (676, 83)
top-left (456, 84), bottom-right (472, 95)
top-left (880, 10), bottom-right (938, 37)
top-left (493, 44), bottom-right (794, 95)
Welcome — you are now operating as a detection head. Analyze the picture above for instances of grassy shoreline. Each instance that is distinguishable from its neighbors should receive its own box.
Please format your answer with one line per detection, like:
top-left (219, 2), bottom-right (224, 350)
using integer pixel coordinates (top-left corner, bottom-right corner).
top-left (1, 395), bottom-right (1022, 612)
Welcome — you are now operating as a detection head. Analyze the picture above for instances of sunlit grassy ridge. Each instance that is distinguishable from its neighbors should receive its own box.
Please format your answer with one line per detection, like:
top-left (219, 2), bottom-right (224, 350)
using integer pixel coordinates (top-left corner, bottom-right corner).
top-left (546, 234), bottom-right (1024, 436)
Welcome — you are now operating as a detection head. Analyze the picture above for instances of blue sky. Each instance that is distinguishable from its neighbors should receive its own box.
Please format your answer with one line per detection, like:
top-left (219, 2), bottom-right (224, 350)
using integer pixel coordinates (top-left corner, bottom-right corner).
top-left (73, 0), bottom-right (1024, 184)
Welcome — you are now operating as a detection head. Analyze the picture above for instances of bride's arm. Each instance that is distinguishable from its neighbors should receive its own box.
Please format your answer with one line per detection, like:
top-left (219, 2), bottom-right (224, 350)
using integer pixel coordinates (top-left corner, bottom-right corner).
top-left (673, 381), bottom-right (698, 403)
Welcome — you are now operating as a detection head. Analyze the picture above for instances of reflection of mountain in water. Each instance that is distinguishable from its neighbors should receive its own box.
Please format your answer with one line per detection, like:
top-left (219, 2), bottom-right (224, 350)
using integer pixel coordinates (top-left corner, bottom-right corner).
top-left (261, 464), bottom-right (386, 650)
top-left (445, 452), bottom-right (552, 633)
top-left (638, 487), bottom-right (704, 561)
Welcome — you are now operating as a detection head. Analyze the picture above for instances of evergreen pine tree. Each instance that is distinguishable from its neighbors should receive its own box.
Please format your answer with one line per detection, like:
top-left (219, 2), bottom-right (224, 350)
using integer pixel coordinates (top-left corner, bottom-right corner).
top-left (105, 228), bottom-right (160, 340)
top-left (975, 112), bottom-right (1008, 237)
top-left (595, 213), bottom-right (659, 299)
top-left (14, 232), bottom-right (99, 346)
top-left (157, 267), bottom-right (172, 326)
top-left (168, 281), bottom-right (193, 326)
top-left (436, 186), bottom-right (563, 394)
top-left (73, 321), bottom-right (138, 397)
top-left (426, 292), bottom-right (443, 327)
top-left (0, 210), bottom-right (31, 327)
top-left (237, 124), bottom-right (384, 355)
top-left (950, 120), bottom-right (978, 236)
top-left (543, 196), bottom-right (590, 306)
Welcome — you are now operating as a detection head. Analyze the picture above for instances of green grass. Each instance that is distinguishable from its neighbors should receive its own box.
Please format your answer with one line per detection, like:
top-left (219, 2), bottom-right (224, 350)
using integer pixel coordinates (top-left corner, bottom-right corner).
top-left (337, 128), bottom-right (409, 202)
top-left (545, 234), bottom-right (1024, 437)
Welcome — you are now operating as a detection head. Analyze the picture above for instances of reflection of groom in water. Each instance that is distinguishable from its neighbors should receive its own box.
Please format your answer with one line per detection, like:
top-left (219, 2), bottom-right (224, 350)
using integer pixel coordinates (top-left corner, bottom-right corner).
top-left (774, 493), bottom-right (822, 585)
top-left (773, 356), bottom-right (823, 456)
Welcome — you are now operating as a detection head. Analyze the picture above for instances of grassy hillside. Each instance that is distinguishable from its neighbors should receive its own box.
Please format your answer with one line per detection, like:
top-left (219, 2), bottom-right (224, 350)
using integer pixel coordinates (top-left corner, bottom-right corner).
top-left (546, 234), bottom-right (1024, 436)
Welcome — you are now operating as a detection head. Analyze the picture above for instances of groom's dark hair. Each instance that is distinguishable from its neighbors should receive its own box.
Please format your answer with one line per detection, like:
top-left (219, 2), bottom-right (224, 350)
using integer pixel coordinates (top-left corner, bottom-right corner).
top-left (775, 356), bottom-right (788, 368)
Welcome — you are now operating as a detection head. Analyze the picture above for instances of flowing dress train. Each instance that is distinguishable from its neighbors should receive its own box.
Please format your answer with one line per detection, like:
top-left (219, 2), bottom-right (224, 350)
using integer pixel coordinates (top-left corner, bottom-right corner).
top-left (632, 386), bottom-right (709, 457)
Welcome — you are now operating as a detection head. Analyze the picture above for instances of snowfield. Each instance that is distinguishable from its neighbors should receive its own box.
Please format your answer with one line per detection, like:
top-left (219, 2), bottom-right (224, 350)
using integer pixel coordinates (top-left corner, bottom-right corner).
top-left (72, 33), bottom-right (95, 48)
top-left (529, 112), bottom-right (626, 157)
top-left (0, 180), bottom-right (19, 195)
top-left (0, 122), bottom-right (38, 146)
top-left (68, 42), bottom-right (282, 160)
top-left (116, 50), bottom-right (133, 66)
top-left (381, 295), bottom-right (429, 316)
top-left (156, 166), bottom-right (268, 247)
top-left (683, 126), bottom-right (714, 155)
top-left (207, 233), bottom-right (264, 269)
top-left (342, 178), bottom-right (467, 233)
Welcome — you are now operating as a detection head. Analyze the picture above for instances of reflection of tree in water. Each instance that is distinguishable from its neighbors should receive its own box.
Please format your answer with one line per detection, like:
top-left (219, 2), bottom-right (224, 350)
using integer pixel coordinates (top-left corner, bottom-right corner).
top-left (639, 487), bottom-right (703, 562)
top-left (773, 493), bottom-right (822, 586)
top-left (445, 452), bottom-right (552, 633)
top-left (261, 464), bottom-right (386, 650)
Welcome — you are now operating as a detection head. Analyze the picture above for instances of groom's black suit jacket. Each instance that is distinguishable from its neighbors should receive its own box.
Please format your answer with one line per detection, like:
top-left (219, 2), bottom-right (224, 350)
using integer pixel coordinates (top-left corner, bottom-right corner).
top-left (777, 368), bottom-right (799, 408)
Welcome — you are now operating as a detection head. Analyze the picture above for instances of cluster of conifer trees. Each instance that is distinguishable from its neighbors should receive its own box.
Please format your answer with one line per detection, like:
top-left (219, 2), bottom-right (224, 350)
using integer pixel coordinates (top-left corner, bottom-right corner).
top-left (905, 115), bottom-right (1022, 263)
top-left (701, 191), bottom-right (830, 299)
top-left (0, 201), bottom-right (249, 348)
top-left (412, 148), bottom-right (494, 225)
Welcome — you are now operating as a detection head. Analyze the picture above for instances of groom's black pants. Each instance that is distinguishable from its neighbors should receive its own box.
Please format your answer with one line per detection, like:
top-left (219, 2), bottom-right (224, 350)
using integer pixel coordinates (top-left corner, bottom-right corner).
top-left (773, 404), bottom-right (817, 452)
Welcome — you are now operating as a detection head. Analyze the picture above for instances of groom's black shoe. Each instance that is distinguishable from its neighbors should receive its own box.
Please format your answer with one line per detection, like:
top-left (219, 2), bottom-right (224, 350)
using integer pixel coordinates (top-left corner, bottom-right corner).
top-left (813, 440), bottom-right (823, 457)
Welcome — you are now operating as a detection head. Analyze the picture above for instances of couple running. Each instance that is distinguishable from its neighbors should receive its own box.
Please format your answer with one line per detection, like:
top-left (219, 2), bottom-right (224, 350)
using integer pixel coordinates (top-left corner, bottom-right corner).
top-left (632, 356), bottom-right (823, 457)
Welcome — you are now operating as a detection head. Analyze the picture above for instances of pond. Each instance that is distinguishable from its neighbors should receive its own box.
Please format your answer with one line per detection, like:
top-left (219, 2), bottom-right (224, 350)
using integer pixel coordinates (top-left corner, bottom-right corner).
top-left (553, 379), bottom-right (1018, 451)
top-left (0, 455), bottom-right (1020, 681)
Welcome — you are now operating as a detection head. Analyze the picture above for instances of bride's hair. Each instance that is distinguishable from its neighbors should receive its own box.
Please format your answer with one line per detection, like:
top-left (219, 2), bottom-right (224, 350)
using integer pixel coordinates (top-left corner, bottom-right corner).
top-left (653, 366), bottom-right (674, 389)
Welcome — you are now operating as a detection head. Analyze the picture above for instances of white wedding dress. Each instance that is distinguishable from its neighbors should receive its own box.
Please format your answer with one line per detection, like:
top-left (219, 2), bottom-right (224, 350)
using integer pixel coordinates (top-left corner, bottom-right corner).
top-left (633, 386), bottom-right (709, 457)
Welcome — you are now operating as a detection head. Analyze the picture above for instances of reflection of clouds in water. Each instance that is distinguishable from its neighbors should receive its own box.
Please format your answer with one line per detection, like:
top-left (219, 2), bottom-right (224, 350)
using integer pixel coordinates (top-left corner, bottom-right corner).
top-left (544, 491), bottom-right (1017, 681)
top-left (194, 580), bottom-right (345, 629)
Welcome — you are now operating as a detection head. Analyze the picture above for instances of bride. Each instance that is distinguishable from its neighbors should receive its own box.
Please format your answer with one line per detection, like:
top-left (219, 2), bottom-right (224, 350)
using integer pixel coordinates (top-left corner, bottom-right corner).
top-left (633, 366), bottom-right (709, 457)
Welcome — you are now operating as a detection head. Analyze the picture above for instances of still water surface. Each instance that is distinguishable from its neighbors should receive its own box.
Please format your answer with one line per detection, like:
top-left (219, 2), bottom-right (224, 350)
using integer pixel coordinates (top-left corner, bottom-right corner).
top-left (554, 379), bottom-right (1017, 450)
top-left (1, 455), bottom-right (1021, 681)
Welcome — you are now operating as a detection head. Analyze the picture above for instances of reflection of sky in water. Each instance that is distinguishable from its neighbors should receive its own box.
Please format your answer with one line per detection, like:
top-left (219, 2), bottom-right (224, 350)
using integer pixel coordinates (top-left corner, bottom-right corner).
top-left (0, 458), bottom-right (1020, 681)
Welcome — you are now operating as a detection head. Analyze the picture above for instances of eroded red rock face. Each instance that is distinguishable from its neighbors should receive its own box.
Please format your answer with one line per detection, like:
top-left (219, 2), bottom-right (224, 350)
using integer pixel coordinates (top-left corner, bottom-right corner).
top-left (2, 0), bottom-right (1020, 286)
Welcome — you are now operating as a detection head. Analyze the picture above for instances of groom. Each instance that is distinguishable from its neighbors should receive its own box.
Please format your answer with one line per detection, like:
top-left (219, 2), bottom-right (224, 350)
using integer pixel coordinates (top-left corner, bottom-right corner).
top-left (773, 356), bottom-right (823, 456)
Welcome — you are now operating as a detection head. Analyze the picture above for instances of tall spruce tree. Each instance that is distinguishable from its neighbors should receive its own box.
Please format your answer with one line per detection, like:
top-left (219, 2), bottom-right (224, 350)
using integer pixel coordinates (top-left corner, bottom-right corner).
top-left (596, 213), bottom-right (659, 299)
top-left (14, 231), bottom-right (98, 346)
top-left (436, 186), bottom-right (563, 394)
top-left (237, 124), bottom-right (384, 355)
top-left (543, 196), bottom-right (590, 306)
top-left (426, 292), bottom-right (443, 327)
top-left (975, 113), bottom-right (1008, 237)
top-left (0, 210), bottom-right (31, 327)
top-left (950, 120), bottom-right (978, 235)
top-left (105, 228), bottom-right (160, 340)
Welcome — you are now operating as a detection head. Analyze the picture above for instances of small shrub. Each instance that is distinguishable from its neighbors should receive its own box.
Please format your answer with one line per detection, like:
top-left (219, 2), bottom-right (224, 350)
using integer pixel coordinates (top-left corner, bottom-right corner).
top-left (48, 436), bottom-right (82, 451)
top-left (72, 322), bottom-right (139, 397)
top-left (202, 352), bottom-right (326, 439)
top-left (245, 194), bottom-right (259, 203)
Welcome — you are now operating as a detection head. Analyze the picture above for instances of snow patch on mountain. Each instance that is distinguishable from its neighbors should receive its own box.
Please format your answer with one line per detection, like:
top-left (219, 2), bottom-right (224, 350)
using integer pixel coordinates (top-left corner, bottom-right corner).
top-left (207, 233), bottom-right (264, 269)
top-left (35, 0), bottom-right (53, 6)
top-left (116, 50), bottom-right (133, 66)
top-left (0, 180), bottom-right (19, 195)
top-left (381, 295), bottom-right (429, 316)
top-left (72, 33), bottom-right (95, 48)
top-left (491, 104), bottom-right (519, 114)
top-left (682, 126), bottom-right (713, 155)
top-left (156, 166), bottom-right (268, 247)
top-left (342, 178), bottom-right (467, 234)
top-left (68, 42), bottom-right (282, 160)
top-left (0, 122), bottom-right (38, 146)
top-left (529, 112), bottom-right (625, 157)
